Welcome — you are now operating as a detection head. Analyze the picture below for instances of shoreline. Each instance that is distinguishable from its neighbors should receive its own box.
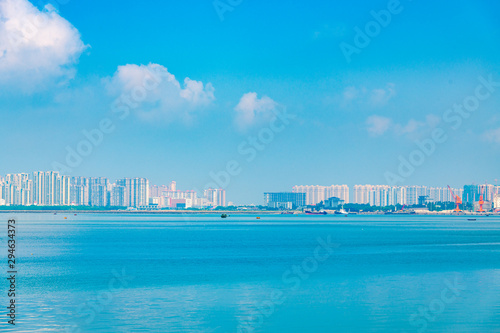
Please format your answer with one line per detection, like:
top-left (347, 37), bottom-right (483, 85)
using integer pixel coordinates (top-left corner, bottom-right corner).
top-left (0, 210), bottom-right (497, 216)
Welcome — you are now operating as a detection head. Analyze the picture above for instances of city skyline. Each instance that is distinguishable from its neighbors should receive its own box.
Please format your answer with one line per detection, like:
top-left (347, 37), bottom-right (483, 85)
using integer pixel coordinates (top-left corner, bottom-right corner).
top-left (1, 169), bottom-right (498, 207)
top-left (0, 170), bottom-right (226, 208)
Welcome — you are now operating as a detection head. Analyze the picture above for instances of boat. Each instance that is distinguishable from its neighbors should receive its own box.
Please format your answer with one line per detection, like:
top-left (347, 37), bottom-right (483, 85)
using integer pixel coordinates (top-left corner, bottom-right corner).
top-left (221, 214), bottom-right (228, 218)
top-left (305, 210), bottom-right (327, 215)
top-left (468, 218), bottom-right (476, 221)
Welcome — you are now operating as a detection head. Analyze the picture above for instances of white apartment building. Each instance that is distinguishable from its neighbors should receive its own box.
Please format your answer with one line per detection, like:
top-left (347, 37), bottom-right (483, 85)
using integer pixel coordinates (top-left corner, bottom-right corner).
top-left (353, 185), bottom-right (463, 206)
top-left (204, 188), bottom-right (226, 207)
top-left (292, 185), bottom-right (349, 205)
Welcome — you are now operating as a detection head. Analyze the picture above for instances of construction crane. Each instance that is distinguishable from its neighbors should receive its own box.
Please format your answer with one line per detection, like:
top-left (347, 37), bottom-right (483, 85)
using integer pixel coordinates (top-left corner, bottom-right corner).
top-left (478, 182), bottom-right (486, 213)
top-left (447, 185), bottom-right (462, 212)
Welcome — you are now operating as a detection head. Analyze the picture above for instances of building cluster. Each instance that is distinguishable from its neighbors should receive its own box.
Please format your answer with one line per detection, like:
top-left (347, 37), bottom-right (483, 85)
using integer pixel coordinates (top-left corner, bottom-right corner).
top-left (0, 171), bottom-right (226, 209)
top-left (292, 185), bottom-right (350, 205)
top-left (352, 185), bottom-right (465, 206)
top-left (265, 184), bottom-right (499, 209)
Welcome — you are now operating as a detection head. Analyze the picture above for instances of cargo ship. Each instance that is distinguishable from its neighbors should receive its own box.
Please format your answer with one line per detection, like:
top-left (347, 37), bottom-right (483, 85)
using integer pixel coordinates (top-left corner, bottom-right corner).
top-left (305, 210), bottom-right (327, 215)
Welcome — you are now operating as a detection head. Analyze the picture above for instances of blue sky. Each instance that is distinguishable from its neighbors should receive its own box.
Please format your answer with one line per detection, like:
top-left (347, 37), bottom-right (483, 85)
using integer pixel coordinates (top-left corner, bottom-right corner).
top-left (0, 0), bottom-right (499, 204)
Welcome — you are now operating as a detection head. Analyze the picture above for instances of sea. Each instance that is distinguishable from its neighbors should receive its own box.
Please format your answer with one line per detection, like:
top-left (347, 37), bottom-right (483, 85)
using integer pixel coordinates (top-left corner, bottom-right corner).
top-left (0, 213), bottom-right (499, 332)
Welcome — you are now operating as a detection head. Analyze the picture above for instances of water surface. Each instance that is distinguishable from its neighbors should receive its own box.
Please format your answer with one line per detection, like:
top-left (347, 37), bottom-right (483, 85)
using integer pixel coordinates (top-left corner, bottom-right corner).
top-left (1, 213), bottom-right (499, 332)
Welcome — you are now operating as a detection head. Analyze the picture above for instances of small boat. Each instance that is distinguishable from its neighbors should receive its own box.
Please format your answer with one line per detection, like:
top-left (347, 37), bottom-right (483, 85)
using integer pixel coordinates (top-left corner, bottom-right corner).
top-left (468, 218), bottom-right (476, 221)
top-left (305, 210), bottom-right (327, 215)
top-left (221, 214), bottom-right (228, 218)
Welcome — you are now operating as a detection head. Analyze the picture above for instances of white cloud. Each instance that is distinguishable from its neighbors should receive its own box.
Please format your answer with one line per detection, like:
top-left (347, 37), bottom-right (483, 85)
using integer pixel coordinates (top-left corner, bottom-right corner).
top-left (0, 0), bottom-right (87, 90)
top-left (394, 119), bottom-right (423, 136)
top-left (234, 92), bottom-right (278, 131)
top-left (366, 115), bottom-right (392, 137)
top-left (341, 83), bottom-right (396, 108)
top-left (368, 83), bottom-right (396, 107)
top-left (342, 86), bottom-right (359, 102)
top-left (104, 63), bottom-right (215, 122)
top-left (367, 114), bottom-right (441, 138)
top-left (483, 128), bottom-right (500, 144)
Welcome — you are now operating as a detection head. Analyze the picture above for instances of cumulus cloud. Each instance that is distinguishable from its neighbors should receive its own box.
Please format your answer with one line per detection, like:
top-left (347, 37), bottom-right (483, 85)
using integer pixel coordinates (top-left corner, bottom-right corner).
top-left (234, 92), bottom-right (278, 131)
top-left (104, 63), bottom-right (215, 122)
top-left (341, 83), bottom-right (396, 108)
top-left (367, 114), bottom-right (441, 138)
top-left (0, 0), bottom-right (87, 90)
top-left (366, 115), bottom-right (392, 136)
top-left (369, 83), bottom-right (396, 107)
top-left (483, 128), bottom-right (500, 144)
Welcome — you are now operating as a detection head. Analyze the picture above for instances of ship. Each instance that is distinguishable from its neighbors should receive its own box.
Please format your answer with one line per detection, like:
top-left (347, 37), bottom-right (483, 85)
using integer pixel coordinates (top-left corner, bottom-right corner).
top-left (305, 210), bottom-right (327, 215)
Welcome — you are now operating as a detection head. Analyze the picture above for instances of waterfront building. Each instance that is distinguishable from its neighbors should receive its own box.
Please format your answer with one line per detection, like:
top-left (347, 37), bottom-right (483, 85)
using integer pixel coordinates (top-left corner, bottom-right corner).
top-left (463, 185), bottom-right (479, 204)
top-left (71, 177), bottom-right (90, 205)
top-left (324, 197), bottom-right (344, 209)
top-left (116, 178), bottom-right (149, 208)
top-left (494, 196), bottom-right (500, 209)
top-left (110, 184), bottom-right (126, 207)
top-left (405, 186), bottom-right (427, 205)
top-left (353, 185), bottom-right (405, 206)
top-left (89, 178), bottom-right (110, 207)
top-left (204, 188), bottom-right (226, 207)
top-left (292, 185), bottom-right (349, 205)
top-left (352, 185), bottom-right (461, 206)
top-left (264, 192), bottom-right (306, 209)
top-left (353, 185), bottom-right (372, 204)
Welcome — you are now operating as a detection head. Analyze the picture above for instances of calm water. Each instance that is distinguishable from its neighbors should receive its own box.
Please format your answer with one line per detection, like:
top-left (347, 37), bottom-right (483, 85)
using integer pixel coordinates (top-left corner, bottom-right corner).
top-left (1, 213), bottom-right (499, 332)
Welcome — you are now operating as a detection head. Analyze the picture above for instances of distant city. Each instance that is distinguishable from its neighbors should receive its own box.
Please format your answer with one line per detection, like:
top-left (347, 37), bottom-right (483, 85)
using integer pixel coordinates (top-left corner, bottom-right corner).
top-left (0, 171), bottom-right (499, 211)
top-left (265, 184), bottom-right (500, 212)
top-left (0, 171), bottom-right (225, 209)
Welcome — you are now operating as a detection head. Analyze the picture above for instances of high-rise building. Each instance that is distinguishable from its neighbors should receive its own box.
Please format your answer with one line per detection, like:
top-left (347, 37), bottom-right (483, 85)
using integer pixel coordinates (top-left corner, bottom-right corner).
top-left (353, 185), bottom-right (372, 204)
top-left (89, 178), bottom-right (110, 207)
top-left (110, 184), bottom-right (126, 207)
top-left (353, 185), bottom-right (404, 206)
top-left (116, 178), bottom-right (149, 207)
top-left (292, 185), bottom-right (349, 205)
top-left (463, 185), bottom-right (479, 204)
top-left (204, 188), bottom-right (226, 207)
top-left (71, 176), bottom-right (90, 206)
top-left (32, 171), bottom-right (45, 205)
top-left (264, 192), bottom-right (306, 209)
top-left (3, 173), bottom-right (31, 206)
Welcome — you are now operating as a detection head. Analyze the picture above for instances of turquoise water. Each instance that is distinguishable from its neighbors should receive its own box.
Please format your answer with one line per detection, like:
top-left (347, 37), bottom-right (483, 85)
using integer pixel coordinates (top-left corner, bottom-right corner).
top-left (1, 213), bottom-right (499, 332)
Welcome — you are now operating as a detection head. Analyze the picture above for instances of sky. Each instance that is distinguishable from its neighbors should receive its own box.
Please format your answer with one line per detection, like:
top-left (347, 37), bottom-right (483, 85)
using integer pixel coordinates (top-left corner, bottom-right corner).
top-left (0, 0), bottom-right (499, 204)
